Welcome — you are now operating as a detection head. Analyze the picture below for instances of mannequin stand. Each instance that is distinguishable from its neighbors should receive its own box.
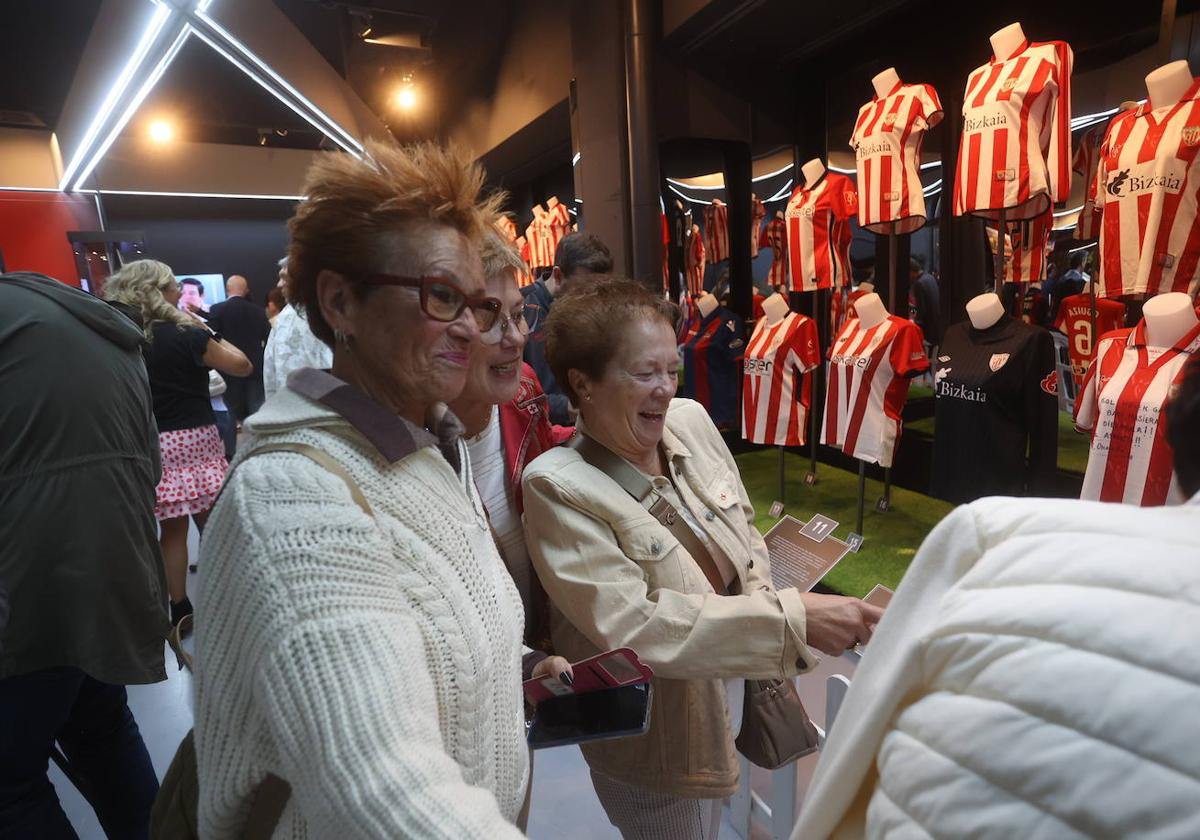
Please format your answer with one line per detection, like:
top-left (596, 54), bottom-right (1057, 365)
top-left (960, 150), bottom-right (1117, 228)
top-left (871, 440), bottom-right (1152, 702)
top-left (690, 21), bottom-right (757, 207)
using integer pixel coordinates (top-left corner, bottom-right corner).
top-left (778, 445), bottom-right (786, 503)
top-left (805, 284), bottom-right (821, 486)
top-left (855, 460), bottom-right (866, 537)
top-left (878, 233), bottom-right (899, 513)
top-left (994, 207), bottom-right (1007, 295)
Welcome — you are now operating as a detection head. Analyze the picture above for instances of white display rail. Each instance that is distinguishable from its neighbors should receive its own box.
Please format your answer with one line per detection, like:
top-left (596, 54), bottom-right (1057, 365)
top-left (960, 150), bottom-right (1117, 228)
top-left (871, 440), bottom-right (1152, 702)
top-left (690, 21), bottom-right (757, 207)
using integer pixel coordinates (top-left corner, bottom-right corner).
top-left (727, 650), bottom-right (861, 840)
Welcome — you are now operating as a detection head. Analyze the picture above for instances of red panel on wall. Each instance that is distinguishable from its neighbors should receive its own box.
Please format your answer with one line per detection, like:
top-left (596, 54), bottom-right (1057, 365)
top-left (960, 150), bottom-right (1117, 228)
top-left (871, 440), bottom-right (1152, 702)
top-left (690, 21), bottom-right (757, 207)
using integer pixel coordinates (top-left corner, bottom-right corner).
top-left (0, 191), bottom-right (101, 288)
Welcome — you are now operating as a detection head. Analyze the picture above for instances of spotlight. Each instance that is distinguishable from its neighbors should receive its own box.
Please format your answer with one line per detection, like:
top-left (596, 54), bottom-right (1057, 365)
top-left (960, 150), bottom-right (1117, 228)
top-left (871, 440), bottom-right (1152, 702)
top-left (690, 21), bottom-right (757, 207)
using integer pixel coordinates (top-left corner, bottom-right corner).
top-left (148, 119), bottom-right (174, 143)
top-left (394, 84), bottom-right (417, 110)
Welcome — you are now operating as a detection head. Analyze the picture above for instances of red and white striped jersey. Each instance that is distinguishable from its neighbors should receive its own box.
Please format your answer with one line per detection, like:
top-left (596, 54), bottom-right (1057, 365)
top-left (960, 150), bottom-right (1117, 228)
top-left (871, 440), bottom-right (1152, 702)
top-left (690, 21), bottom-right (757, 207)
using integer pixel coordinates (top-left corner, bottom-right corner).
top-left (785, 173), bottom-right (858, 292)
top-left (988, 208), bottom-right (1054, 282)
top-left (759, 216), bottom-right (788, 288)
top-left (703, 200), bottom-right (730, 264)
top-left (1072, 123), bottom-right (1106, 241)
top-left (742, 312), bottom-right (820, 446)
top-left (495, 215), bottom-right (518, 242)
top-left (850, 80), bottom-right (943, 234)
top-left (953, 39), bottom-right (1073, 220)
top-left (822, 315), bottom-right (929, 467)
top-left (524, 207), bottom-right (548, 269)
top-left (1096, 80), bottom-right (1200, 299)
top-left (1054, 293), bottom-right (1126, 391)
top-left (685, 226), bottom-right (706, 295)
top-left (542, 199), bottom-right (572, 267)
top-left (750, 197), bottom-right (766, 257)
top-left (1074, 317), bottom-right (1200, 506)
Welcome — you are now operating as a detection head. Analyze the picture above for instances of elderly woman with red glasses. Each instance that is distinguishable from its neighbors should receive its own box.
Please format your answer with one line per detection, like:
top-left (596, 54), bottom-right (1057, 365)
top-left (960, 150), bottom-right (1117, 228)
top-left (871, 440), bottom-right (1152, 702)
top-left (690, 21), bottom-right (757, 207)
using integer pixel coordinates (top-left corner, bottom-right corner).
top-left (194, 141), bottom-right (545, 839)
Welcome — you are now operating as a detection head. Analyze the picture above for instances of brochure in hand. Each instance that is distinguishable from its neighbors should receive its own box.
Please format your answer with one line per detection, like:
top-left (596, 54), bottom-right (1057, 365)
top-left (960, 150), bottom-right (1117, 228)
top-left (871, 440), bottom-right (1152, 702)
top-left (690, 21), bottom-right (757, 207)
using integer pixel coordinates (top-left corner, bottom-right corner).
top-left (523, 648), bottom-right (655, 750)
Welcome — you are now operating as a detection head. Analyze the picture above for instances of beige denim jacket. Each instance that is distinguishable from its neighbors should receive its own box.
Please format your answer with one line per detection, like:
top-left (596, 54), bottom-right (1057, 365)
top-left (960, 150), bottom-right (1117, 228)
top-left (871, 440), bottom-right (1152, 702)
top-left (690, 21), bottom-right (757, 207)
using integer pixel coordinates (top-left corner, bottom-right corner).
top-left (522, 398), bottom-right (817, 798)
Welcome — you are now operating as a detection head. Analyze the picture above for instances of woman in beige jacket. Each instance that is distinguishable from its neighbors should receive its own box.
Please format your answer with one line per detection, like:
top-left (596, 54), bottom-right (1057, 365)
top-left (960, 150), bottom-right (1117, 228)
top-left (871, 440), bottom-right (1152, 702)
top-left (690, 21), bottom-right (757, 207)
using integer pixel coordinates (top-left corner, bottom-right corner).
top-left (522, 279), bottom-right (882, 839)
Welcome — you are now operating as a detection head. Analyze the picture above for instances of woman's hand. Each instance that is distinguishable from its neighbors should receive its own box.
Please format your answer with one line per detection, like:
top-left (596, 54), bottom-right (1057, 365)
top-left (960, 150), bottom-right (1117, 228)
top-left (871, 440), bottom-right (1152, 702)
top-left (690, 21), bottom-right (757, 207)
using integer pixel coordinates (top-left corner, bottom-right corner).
top-left (530, 655), bottom-right (574, 687)
top-left (800, 593), bottom-right (885, 655)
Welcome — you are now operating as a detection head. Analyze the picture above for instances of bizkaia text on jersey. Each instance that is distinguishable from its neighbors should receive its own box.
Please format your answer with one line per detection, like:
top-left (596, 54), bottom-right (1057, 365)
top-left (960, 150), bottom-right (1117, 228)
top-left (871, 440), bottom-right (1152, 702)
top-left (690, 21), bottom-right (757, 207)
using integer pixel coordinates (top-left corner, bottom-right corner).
top-left (964, 113), bottom-right (1008, 132)
top-left (855, 141), bottom-right (894, 160)
top-left (1105, 167), bottom-right (1184, 198)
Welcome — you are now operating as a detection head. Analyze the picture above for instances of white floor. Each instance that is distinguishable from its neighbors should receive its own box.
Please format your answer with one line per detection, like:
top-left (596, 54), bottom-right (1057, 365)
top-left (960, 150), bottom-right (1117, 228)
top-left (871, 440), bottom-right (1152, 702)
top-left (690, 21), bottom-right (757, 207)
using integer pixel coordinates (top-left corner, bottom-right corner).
top-left (48, 523), bottom-right (855, 839)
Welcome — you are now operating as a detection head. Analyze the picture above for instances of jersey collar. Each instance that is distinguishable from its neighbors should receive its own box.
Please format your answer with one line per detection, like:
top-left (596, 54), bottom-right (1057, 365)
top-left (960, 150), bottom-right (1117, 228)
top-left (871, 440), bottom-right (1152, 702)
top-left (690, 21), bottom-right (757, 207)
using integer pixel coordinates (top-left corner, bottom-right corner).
top-left (1128, 317), bottom-right (1200, 353)
top-left (1139, 77), bottom-right (1200, 116)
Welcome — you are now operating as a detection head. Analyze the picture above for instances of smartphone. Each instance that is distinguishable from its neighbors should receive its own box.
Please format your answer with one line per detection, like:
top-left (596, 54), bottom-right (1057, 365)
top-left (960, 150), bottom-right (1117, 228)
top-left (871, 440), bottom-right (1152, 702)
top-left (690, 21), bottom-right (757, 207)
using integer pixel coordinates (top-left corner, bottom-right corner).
top-left (526, 683), bottom-right (653, 750)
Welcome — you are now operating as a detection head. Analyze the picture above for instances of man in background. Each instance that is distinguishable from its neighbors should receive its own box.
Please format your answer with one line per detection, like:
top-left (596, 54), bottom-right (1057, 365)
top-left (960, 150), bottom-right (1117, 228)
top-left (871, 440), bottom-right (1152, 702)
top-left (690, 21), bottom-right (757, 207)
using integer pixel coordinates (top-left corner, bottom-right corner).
top-left (262, 257), bottom-right (332, 400)
top-left (1051, 253), bottom-right (1089, 324)
top-left (521, 232), bottom-right (613, 424)
top-left (907, 255), bottom-right (941, 349)
top-left (207, 273), bottom-right (270, 423)
top-left (0, 272), bottom-right (166, 839)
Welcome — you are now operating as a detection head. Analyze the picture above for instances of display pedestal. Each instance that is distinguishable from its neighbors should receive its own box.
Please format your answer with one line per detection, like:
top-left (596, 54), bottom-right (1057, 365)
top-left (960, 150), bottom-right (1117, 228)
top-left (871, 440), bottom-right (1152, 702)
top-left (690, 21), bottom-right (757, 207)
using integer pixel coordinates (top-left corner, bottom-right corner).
top-left (994, 206), bottom-right (1007, 295)
top-left (807, 289), bottom-right (821, 485)
top-left (855, 459), bottom-right (866, 537)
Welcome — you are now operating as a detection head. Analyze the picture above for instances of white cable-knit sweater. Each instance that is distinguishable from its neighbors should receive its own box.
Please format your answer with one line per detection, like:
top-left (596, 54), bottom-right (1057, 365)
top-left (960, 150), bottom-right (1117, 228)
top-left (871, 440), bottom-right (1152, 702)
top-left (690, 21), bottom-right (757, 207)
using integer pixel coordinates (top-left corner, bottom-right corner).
top-left (194, 386), bottom-right (528, 839)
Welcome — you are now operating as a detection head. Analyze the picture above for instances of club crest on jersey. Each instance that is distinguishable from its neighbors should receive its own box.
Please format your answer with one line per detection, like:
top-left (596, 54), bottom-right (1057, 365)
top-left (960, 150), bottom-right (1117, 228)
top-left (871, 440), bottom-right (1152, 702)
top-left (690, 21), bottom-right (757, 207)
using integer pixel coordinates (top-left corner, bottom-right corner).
top-left (1040, 372), bottom-right (1057, 395)
top-left (989, 353), bottom-right (1010, 372)
top-left (1183, 126), bottom-right (1200, 146)
top-left (882, 113), bottom-right (898, 129)
top-left (1000, 78), bottom-right (1019, 92)
top-left (844, 192), bottom-right (858, 209)
top-left (938, 354), bottom-right (951, 363)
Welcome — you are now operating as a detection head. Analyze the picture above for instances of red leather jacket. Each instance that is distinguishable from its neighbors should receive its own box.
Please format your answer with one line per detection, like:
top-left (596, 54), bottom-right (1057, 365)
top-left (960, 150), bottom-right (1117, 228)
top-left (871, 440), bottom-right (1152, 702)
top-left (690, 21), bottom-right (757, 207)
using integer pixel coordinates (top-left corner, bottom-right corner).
top-left (497, 364), bottom-right (573, 652)
top-left (498, 364), bottom-right (574, 515)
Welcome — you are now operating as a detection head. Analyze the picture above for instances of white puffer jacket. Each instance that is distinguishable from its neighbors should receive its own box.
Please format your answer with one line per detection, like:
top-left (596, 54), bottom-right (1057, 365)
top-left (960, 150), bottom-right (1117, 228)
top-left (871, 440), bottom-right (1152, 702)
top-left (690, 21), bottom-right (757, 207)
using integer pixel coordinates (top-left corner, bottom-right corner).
top-left (793, 494), bottom-right (1200, 840)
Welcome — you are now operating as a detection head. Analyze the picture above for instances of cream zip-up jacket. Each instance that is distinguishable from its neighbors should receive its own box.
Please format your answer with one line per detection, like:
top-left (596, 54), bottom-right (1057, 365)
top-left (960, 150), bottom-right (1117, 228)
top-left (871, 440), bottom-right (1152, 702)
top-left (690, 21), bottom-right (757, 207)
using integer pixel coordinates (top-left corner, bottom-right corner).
top-left (522, 398), bottom-right (817, 798)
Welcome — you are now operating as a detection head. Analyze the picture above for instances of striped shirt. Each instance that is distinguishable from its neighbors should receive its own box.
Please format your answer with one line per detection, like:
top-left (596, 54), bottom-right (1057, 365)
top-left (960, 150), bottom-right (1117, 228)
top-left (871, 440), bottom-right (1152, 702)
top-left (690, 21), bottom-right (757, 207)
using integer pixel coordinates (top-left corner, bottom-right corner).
top-left (1074, 318), bottom-right (1200, 506)
top-left (953, 39), bottom-right (1073, 221)
top-left (822, 315), bottom-right (928, 467)
top-left (1073, 123), bottom-right (1106, 241)
top-left (1096, 79), bottom-right (1200, 299)
top-left (703, 200), bottom-right (730, 263)
top-left (785, 173), bottom-right (858, 292)
top-left (750, 197), bottom-right (766, 256)
top-left (685, 226), bottom-right (706, 295)
top-left (988, 208), bottom-right (1054, 283)
top-left (850, 80), bottom-right (943, 234)
top-left (759, 216), bottom-right (788, 288)
top-left (741, 312), bottom-right (820, 446)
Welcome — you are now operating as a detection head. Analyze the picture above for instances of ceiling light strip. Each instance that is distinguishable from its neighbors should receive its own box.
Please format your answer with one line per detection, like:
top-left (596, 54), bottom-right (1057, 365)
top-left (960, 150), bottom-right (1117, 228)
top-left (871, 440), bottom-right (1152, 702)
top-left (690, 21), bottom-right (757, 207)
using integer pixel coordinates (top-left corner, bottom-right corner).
top-left (186, 26), bottom-right (358, 157)
top-left (194, 11), bottom-right (362, 154)
top-left (59, 3), bottom-right (172, 190)
top-left (72, 22), bottom-right (192, 191)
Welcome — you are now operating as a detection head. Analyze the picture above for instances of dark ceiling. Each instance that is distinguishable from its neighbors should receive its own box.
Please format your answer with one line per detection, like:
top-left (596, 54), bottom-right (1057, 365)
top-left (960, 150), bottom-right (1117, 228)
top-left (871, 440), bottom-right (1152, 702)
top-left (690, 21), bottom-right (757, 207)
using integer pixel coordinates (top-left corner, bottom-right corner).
top-left (0, 0), bottom-right (510, 145)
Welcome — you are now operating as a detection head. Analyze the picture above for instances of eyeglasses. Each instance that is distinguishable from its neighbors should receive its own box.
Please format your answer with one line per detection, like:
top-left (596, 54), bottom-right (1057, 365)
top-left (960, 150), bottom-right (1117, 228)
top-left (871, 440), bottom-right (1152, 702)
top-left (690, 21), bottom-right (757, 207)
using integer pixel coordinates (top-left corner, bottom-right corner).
top-left (358, 273), bottom-right (502, 331)
top-left (479, 302), bottom-right (542, 345)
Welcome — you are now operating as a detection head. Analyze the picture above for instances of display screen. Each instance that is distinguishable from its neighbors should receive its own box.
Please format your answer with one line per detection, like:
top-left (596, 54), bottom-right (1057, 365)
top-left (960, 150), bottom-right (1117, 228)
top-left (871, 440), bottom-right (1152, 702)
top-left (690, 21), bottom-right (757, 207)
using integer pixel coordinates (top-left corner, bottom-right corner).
top-left (176, 274), bottom-right (226, 312)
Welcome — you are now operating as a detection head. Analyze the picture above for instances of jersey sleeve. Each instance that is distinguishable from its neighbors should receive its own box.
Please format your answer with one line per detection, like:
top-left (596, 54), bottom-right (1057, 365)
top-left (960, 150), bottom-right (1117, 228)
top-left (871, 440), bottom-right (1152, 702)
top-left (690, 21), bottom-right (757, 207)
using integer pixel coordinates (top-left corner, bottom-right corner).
top-left (835, 177), bottom-right (859, 221)
top-left (889, 321), bottom-right (930, 376)
top-left (791, 317), bottom-right (821, 373)
top-left (1072, 336), bottom-right (1109, 432)
top-left (1047, 41), bottom-right (1075, 203)
top-left (918, 83), bottom-right (944, 129)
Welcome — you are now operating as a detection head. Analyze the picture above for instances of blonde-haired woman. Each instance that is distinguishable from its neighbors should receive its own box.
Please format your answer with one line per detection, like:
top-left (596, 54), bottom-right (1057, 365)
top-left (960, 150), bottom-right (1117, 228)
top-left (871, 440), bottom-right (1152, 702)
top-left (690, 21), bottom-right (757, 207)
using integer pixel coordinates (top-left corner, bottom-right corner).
top-left (105, 260), bottom-right (251, 627)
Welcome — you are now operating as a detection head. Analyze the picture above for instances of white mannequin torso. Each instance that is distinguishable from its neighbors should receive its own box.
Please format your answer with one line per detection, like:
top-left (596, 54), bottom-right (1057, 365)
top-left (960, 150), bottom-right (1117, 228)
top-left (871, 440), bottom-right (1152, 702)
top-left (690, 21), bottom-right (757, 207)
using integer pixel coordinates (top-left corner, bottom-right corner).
top-left (546, 196), bottom-right (560, 211)
top-left (1143, 292), bottom-right (1198, 349)
top-left (855, 293), bottom-right (888, 328)
top-left (761, 293), bottom-right (789, 325)
top-left (697, 292), bottom-right (719, 318)
top-left (990, 22), bottom-right (1026, 61)
top-left (872, 67), bottom-right (900, 99)
top-left (966, 292), bottom-right (1006, 329)
top-left (801, 158), bottom-right (826, 189)
top-left (1145, 61), bottom-right (1193, 109)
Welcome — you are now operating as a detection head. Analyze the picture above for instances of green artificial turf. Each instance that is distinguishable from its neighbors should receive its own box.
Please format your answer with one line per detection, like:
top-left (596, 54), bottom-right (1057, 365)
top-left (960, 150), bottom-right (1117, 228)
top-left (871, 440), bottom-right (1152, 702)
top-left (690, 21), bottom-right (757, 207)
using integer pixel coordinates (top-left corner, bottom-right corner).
top-left (906, 410), bottom-right (1091, 475)
top-left (734, 449), bottom-right (954, 597)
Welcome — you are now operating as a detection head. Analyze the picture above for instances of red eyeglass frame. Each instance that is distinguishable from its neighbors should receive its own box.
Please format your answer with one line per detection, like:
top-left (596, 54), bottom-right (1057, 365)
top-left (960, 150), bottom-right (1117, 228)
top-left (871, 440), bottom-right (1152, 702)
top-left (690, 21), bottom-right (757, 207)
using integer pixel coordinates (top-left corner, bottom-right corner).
top-left (357, 273), bottom-right (503, 330)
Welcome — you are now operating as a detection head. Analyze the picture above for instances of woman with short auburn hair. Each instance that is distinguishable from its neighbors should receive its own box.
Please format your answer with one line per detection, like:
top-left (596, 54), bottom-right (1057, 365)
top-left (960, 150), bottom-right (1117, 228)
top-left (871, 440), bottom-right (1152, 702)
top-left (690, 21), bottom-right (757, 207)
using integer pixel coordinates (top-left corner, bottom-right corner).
top-left (523, 278), bottom-right (883, 838)
top-left (194, 141), bottom-right (549, 838)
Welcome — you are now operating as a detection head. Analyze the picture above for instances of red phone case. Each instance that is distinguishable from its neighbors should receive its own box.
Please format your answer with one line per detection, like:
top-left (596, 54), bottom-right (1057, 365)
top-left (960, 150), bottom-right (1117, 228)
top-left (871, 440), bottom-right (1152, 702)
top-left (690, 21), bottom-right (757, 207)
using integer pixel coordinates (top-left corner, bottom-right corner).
top-left (523, 647), bottom-right (654, 705)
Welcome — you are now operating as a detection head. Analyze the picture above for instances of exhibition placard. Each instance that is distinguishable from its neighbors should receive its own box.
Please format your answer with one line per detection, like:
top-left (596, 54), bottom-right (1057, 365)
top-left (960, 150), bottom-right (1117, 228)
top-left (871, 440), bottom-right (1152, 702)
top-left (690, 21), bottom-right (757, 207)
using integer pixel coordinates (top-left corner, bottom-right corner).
top-left (763, 514), bottom-right (851, 592)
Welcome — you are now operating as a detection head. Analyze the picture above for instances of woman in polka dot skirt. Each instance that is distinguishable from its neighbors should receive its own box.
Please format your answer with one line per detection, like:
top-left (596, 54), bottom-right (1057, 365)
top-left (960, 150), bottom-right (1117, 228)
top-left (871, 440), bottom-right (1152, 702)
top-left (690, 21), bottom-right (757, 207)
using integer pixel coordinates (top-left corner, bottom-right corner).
top-left (106, 260), bottom-right (251, 628)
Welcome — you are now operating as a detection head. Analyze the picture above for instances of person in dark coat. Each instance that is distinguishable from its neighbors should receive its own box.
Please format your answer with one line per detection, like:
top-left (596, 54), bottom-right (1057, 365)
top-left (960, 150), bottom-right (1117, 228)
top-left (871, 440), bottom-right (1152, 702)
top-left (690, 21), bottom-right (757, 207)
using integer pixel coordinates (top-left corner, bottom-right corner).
top-left (0, 272), bottom-right (167, 839)
top-left (207, 273), bottom-right (271, 422)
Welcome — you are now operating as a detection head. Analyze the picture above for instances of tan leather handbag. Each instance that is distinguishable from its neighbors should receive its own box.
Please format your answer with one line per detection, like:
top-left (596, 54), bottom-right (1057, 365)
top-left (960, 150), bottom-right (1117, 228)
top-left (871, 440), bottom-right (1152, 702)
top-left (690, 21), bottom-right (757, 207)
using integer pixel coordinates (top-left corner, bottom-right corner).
top-left (569, 434), bottom-right (820, 770)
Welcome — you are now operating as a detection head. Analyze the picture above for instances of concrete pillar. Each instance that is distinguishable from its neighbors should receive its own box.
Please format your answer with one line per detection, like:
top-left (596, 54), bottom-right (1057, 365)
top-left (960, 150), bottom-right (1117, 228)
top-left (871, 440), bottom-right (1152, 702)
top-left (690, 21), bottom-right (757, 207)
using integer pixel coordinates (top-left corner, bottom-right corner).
top-left (624, 0), bottom-right (662, 287)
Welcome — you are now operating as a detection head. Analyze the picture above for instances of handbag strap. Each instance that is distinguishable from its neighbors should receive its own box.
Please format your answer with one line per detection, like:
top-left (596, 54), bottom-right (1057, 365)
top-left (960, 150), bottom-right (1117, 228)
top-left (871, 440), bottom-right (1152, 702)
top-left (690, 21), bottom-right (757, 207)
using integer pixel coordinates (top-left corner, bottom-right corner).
top-left (244, 442), bottom-right (374, 517)
top-left (569, 434), bottom-right (727, 595)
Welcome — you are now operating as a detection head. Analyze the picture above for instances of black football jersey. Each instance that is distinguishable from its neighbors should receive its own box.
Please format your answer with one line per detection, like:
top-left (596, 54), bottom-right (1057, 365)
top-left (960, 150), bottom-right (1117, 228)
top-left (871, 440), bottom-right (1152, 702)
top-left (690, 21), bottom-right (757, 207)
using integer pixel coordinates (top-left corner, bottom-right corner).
top-left (931, 315), bottom-right (1059, 503)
